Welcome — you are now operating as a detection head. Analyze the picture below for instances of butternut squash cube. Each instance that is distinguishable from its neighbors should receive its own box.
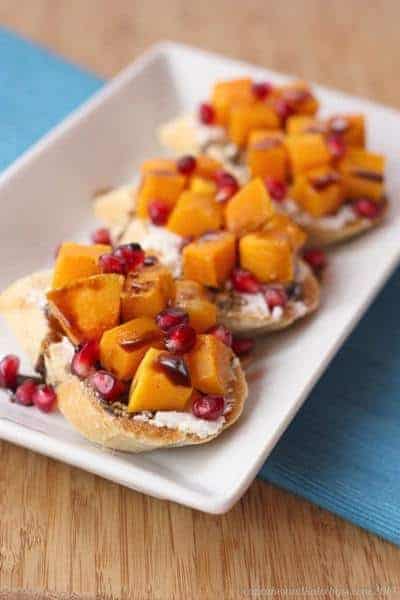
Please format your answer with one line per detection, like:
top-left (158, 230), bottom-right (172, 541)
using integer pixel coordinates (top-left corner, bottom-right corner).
top-left (285, 133), bottom-right (331, 175)
top-left (100, 317), bottom-right (162, 381)
top-left (327, 114), bottom-right (365, 147)
top-left (52, 242), bottom-right (111, 289)
top-left (194, 155), bottom-right (222, 180)
top-left (136, 172), bottom-right (186, 219)
top-left (182, 232), bottom-right (236, 288)
top-left (167, 191), bottom-right (223, 237)
top-left (291, 168), bottom-right (345, 217)
top-left (228, 102), bottom-right (280, 147)
top-left (247, 130), bottom-right (288, 180)
top-left (174, 279), bottom-right (217, 332)
top-left (121, 265), bottom-right (175, 321)
top-left (286, 115), bottom-right (323, 136)
top-left (211, 78), bottom-right (254, 126)
top-left (339, 148), bottom-right (385, 202)
top-left (225, 178), bottom-right (275, 235)
top-left (140, 158), bottom-right (177, 175)
top-left (239, 231), bottom-right (294, 284)
top-left (190, 176), bottom-right (217, 196)
top-left (128, 348), bottom-right (193, 413)
top-left (186, 334), bottom-right (233, 395)
top-left (46, 274), bottom-right (123, 345)
top-left (264, 213), bottom-right (307, 251)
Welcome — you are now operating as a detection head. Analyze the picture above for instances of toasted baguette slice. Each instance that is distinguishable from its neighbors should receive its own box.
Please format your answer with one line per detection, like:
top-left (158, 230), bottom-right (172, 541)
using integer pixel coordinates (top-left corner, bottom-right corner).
top-left (0, 271), bottom-right (247, 452)
top-left (158, 114), bottom-right (388, 246)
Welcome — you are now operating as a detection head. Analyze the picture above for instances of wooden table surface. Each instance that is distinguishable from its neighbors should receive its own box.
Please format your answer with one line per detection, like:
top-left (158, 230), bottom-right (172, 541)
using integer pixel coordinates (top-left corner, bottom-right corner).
top-left (1, 1), bottom-right (400, 598)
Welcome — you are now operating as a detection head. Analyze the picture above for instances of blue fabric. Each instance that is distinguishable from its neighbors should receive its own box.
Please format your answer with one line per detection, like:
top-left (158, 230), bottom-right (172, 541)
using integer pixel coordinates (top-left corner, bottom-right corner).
top-left (1, 26), bottom-right (399, 545)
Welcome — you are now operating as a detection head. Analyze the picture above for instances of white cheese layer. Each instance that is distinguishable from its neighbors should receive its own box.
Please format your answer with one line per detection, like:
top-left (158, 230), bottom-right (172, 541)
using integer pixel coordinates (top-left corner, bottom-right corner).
top-left (281, 199), bottom-right (357, 230)
top-left (139, 224), bottom-right (183, 277)
top-left (134, 410), bottom-right (225, 439)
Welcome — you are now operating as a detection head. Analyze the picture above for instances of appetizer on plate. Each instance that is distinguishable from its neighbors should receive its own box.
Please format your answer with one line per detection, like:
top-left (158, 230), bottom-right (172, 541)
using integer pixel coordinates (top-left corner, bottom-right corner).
top-left (94, 157), bottom-right (320, 335)
top-left (159, 77), bottom-right (387, 245)
top-left (0, 241), bottom-right (247, 451)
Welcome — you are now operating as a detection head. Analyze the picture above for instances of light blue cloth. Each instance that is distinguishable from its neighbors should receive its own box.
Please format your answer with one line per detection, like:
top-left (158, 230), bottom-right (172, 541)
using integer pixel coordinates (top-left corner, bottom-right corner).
top-left (1, 27), bottom-right (399, 545)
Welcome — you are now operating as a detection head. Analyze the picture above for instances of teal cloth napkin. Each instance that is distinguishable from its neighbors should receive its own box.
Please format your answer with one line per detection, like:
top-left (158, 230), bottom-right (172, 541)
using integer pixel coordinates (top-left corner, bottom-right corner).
top-left (1, 27), bottom-right (399, 545)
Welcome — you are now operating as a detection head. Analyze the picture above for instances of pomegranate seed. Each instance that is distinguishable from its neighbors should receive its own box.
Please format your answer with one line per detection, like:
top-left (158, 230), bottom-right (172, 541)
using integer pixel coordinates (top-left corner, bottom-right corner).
top-left (156, 353), bottom-right (191, 387)
top-left (165, 324), bottom-right (197, 354)
top-left (15, 379), bottom-right (37, 406)
top-left (148, 199), bottom-right (171, 226)
top-left (327, 134), bottom-right (346, 159)
top-left (114, 243), bottom-right (145, 272)
top-left (156, 308), bottom-right (189, 333)
top-left (208, 324), bottom-right (233, 348)
top-left (71, 340), bottom-right (100, 379)
top-left (275, 98), bottom-right (295, 123)
top-left (214, 170), bottom-right (238, 188)
top-left (192, 395), bottom-right (225, 421)
top-left (353, 198), bottom-right (381, 219)
top-left (0, 354), bottom-right (20, 389)
top-left (216, 182), bottom-right (239, 203)
top-left (199, 102), bottom-right (215, 125)
top-left (33, 384), bottom-right (57, 413)
top-left (265, 177), bottom-right (287, 202)
top-left (177, 155), bottom-right (197, 175)
top-left (231, 337), bottom-right (254, 356)
top-left (264, 286), bottom-right (288, 310)
top-left (231, 269), bottom-right (261, 294)
top-left (252, 81), bottom-right (273, 100)
top-left (303, 248), bottom-right (327, 273)
top-left (99, 253), bottom-right (125, 274)
top-left (89, 370), bottom-right (125, 401)
top-left (91, 227), bottom-right (111, 245)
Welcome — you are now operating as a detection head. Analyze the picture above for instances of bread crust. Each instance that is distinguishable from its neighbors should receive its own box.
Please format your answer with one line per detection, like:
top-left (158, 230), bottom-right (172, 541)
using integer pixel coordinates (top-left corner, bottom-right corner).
top-left (0, 271), bottom-right (247, 452)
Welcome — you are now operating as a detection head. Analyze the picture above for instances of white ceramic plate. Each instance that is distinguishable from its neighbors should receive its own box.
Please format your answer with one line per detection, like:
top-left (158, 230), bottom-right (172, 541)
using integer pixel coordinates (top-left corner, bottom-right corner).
top-left (1, 42), bottom-right (400, 513)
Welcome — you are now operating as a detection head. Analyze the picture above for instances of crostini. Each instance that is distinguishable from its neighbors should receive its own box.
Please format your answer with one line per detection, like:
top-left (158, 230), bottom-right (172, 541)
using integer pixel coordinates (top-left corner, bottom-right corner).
top-left (0, 242), bottom-right (247, 451)
top-left (159, 77), bottom-right (387, 245)
top-left (93, 158), bottom-right (321, 335)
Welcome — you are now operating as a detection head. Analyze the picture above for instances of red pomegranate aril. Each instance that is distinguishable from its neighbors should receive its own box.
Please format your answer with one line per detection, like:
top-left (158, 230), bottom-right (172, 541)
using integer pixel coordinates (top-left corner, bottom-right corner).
top-left (231, 337), bottom-right (254, 356)
top-left (192, 395), bottom-right (225, 421)
top-left (264, 287), bottom-right (288, 310)
top-left (32, 384), bottom-right (57, 413)
top-left (156, 307), bottom-right (189, 333)
top-left (327, 134), bottom-right (346, 159)
top-left (156, 353), bottom-right (191, 387)
top-left (252, 81), bottom-right (273, 100)
top-left (303, 248), bottom-right (327, 273)
top-left (148, 199), bottom-right (171, 226)
top-left (15, 379), bottom-right (37, 406)
top-left (265, 177), bottom-right (287, 202)
top-left (89, 370), bottom-right (125, 401)
top-left (114, 243), bottom-right (145, 272)
top-left (71, 340), bottom-right (100, 379)
top-left (177, 155), bottom-right (197, 176)
top-left (216, 182), bottom-right (239, 203)
top-left (199, 102), bottom-right (215, 125)
top-left (165, 324), bottom-right (197, 354)
top-left (91, 227), bottom-right (111, 245)
top-left (353, 198), bottom-right (381, 219)
top-left (0, 354), bottom-right (20, 389)
top-left (99, 253), bottom-right (125, 274)
top-left (208, 324), bottom-right (233, 348)
top-left (275, 98), bottom-right (295, 122)
top-left (231, 269), bottom-right (261, 294)
top-left (214, 170), bottom-right (238, 188)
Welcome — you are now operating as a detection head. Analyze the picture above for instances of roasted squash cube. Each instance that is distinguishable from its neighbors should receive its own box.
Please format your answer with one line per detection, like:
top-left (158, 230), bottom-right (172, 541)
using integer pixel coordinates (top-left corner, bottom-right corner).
top-left (247, 130), bottom-right (288, 180)
top-left (186, 334), bottom-right (233, 395)
top-left (194, 155), bottom-right (222, 180)
top-left (174, 279), bottom-right (217, 332)
top-left (211, 78), bottom-right (254, 126)
top-left (291, 168), bottom-right (345, 217)
top-left (182, 232), bottom-right (236, 288)
top-left (136, 172), bottom-right (186, 219)
top-left (228, 102), bottom-right (280, 147)
top-left (52, 242), bottom-right (111, 289)
top-left (239, 231), bottom-right (294, 284)
top-left (128, 348), bottom-right (193, 412)
top-left (285, 133), bottom-right (331, 175)
top-left (327, 114), bottom-right (365, 147)
top-left (286, 115), bottom-right (323, 136)
top-left (264, 213), bottom-right (307, 250)
top-left (225, 178), bottom-right (275, 235)
top-left (339, 148), bottom-right (385, 201)
top-left (190, 176), bottom-right (217, 196)
top-left (47, 274), bottom-right (123, 345)
top-left (100, 317), bottom-right (162, 381)
top-left (140, 158), bottom-right (178, 175)
top-left (167, 191), bottom-right (223, 237)
top-left (121, 265), bottom-right (175, 321)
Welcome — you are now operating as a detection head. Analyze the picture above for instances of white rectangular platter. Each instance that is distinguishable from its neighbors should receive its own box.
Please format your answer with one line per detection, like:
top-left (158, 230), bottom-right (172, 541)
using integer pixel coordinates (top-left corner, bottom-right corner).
top-left (1, 42), bottom-right (400, 513)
